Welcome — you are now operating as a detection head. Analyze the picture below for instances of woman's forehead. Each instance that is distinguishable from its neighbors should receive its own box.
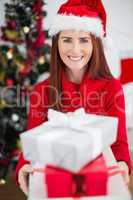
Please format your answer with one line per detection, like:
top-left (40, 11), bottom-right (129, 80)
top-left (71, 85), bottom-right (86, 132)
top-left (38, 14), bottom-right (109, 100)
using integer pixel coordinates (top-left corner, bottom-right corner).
top-left (59, 30), bottom-right (91, 37)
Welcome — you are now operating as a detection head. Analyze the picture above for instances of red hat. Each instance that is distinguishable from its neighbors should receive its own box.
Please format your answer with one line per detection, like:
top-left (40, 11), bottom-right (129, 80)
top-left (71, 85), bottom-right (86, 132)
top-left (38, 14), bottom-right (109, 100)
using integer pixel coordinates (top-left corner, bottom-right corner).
top-left (45, 0), bottom-right (106, 37)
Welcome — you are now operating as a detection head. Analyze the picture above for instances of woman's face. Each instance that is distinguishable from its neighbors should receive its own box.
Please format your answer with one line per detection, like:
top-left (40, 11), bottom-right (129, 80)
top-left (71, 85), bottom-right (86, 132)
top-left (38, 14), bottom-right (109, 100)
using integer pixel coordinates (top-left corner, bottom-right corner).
top-left (58, 30), bottom-right (93, 72)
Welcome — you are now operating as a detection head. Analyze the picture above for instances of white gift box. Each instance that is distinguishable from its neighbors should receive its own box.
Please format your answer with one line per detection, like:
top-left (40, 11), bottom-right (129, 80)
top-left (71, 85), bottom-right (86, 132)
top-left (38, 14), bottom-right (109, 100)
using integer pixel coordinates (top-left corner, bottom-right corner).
top-left (21, 109), bottom-right (118, 172)
top-left (28, 149), bottom-right (131, 200)
top-left (21, 125), bottom-right (69, 164)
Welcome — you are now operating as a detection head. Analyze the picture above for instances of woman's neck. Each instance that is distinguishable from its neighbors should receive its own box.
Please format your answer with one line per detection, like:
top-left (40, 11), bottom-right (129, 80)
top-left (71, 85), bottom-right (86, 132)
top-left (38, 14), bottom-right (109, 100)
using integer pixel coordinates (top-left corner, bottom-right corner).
top-left (65, 68), bottom-right (87, 84)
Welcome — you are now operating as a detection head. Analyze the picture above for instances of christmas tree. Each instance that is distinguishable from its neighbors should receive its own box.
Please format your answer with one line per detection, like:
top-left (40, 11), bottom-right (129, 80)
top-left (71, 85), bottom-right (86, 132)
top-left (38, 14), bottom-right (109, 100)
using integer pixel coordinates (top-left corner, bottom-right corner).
top-left (0, 0), bottom-right (50, 184)
top-left (1, 0), bottom-right (50, 77)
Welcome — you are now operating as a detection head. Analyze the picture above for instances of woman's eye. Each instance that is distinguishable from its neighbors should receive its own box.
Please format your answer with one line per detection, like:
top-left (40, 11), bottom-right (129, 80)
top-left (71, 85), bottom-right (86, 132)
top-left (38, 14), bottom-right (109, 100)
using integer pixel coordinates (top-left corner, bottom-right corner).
top-left (80, 38), bottom-right (89, 43)
top-left (63, 39), bottom-right (71, 43)
top-left (62, 38), bottom-right (90, 43)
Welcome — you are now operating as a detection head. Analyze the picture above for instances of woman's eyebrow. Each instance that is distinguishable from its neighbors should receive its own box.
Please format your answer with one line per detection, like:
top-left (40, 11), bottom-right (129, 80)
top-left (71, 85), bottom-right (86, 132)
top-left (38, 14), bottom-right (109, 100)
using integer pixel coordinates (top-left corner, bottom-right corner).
top-left (79, 37), bottom-right (91, 39)
top-left (60, 36), bottom-right (91, 39)
top-left (60, 36), bottom-right (72, 39)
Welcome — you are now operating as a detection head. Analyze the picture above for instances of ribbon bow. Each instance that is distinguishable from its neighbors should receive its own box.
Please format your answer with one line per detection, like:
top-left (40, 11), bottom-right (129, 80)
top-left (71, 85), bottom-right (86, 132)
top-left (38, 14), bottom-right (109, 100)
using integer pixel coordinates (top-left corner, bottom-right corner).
top-left (47, 108), bottom-right (99, 132)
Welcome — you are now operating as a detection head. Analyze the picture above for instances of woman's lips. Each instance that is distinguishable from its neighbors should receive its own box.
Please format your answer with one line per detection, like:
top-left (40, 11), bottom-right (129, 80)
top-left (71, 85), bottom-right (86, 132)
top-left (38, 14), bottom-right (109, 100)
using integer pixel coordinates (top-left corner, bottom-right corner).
top-left (68, 56), bottom-right (83, 61)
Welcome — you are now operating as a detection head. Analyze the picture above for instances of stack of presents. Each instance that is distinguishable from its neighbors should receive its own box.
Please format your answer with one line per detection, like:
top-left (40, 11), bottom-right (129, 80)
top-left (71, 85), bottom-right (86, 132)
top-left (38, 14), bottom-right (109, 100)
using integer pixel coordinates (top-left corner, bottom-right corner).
top-left (21, 108), bottom-right (126, 199)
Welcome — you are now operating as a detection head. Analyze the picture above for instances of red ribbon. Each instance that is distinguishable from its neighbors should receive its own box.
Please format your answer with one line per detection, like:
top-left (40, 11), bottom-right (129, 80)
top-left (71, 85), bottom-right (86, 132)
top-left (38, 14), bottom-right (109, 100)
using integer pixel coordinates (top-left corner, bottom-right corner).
top-left (33, 164), bottom-right (125, 198)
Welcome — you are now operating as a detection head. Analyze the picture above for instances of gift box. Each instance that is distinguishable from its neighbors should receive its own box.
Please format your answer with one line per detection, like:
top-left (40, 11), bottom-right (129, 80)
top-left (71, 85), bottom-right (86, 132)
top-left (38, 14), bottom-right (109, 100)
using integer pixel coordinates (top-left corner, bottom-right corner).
top-left (21, 108), bottom-right (118, 172)
top-left (28, 149), bottom-right (132, 200)
top-left (21, 124), bottom-right (69, 164)
top-left (45, 155), bottom-right (108, 198)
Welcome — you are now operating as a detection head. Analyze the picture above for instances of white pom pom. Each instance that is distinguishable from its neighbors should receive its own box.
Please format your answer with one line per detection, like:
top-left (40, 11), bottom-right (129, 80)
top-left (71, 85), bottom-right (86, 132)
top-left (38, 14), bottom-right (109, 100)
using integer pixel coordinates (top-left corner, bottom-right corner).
top-left (102, 37), bottom-right (113, 51)
top-left (102, 37), bottom-right (121, 78)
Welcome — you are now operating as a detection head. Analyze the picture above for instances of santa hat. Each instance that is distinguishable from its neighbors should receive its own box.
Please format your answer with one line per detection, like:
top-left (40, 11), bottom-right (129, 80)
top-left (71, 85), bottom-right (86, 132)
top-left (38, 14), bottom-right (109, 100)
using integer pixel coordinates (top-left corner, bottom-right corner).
top-left (45, 0), bottom-right (106, 38)
top-left (44, 0), bottom-right (120, 77)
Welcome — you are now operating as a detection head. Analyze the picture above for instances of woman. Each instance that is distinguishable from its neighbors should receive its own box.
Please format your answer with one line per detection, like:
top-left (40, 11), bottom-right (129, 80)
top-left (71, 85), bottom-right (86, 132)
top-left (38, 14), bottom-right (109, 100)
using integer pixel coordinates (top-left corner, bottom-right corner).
top-left (16, 0), bottom-right (132, 195)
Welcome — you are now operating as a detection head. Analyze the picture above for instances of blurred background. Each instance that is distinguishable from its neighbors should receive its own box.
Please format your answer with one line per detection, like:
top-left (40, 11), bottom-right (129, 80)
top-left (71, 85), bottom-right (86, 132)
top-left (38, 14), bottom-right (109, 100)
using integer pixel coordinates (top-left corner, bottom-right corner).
top-left (0, 0), bottom-right (133, 199)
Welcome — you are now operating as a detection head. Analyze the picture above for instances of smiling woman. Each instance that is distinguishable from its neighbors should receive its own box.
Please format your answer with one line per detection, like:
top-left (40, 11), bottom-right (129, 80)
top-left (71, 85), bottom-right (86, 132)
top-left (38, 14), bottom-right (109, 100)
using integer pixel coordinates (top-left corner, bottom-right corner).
top-left (16, 0), bottom-right (132, 196)
top-left (58, 30), bottom-right (93, 83)
top-left (48, 30), bottom-right (113, 109)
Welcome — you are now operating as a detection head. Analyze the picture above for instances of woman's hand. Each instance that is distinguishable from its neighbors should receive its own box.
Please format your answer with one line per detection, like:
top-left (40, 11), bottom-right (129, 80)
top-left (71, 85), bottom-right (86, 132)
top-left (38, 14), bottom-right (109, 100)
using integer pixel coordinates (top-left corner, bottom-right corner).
top-left (18, 164), bottom-right (34, 196)
top-left (117, 161), bottom-right (130, 185)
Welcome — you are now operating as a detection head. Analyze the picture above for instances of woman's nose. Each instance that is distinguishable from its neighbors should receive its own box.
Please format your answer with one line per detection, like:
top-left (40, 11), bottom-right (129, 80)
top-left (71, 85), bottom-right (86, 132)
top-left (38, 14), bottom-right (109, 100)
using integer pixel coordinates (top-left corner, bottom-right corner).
top-left (71, 41), bottom-right (81, 54)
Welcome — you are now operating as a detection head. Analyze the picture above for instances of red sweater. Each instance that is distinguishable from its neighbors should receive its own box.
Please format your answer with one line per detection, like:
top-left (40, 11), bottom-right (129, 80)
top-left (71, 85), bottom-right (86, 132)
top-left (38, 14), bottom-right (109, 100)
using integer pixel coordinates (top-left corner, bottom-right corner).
top-left (16, 71), bottom-right (132, 179)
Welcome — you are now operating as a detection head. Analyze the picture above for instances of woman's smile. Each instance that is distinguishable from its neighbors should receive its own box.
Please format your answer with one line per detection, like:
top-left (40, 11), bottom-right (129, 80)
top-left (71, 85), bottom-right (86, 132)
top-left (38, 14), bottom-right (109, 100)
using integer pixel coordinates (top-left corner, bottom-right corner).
top-left (68, 56), bottom-right (83, 61)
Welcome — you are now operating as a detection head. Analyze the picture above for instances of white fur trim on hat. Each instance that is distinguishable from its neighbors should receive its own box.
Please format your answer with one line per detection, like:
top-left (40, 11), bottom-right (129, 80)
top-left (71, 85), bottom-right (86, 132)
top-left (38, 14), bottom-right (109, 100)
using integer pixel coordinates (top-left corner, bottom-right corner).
top-left (49, 14), bottom-right (104, 37)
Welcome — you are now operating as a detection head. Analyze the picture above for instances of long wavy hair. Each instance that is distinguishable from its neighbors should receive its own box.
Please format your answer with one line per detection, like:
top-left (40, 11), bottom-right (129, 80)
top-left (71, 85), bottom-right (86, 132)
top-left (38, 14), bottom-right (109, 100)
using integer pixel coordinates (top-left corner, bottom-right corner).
top-left (48, 33), bottom-right (113, 110)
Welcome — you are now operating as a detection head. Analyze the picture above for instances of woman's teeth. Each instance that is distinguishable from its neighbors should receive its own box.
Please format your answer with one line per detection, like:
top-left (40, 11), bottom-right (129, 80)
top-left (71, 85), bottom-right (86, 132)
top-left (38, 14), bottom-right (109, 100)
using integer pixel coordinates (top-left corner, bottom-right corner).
top-left (69, 56), bottom-right (82, 61)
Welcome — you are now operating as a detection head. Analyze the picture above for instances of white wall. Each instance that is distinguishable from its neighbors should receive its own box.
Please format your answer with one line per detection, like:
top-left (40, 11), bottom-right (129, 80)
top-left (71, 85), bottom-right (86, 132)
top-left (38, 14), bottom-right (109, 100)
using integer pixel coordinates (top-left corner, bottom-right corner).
top-left (103, 0), bottom-right (133, 57)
